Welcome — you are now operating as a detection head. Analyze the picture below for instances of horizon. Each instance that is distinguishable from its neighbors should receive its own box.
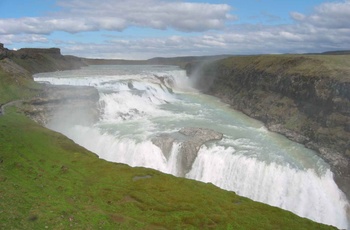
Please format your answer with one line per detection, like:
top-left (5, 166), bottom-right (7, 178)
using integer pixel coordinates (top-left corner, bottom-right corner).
top-left (4, 43), bottom-right (349, 61)
top-left (1, 0), bottom-right (349, 59)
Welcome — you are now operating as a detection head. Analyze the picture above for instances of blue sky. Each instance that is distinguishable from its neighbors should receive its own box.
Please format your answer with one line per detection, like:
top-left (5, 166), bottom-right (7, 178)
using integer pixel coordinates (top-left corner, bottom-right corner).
top-left (0, 0), bottom-right (349, 59)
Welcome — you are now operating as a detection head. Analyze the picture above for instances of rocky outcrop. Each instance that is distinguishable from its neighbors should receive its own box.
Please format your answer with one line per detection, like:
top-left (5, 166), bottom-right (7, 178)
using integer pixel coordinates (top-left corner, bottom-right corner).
top-left (152, 127), bottom-right (223, 176)
top-left (188, 55), bottom-right (350, 199)
top-left (16, 47), bottom-right (61, 57)
top-left (0, 43), bottom-right (10, 60)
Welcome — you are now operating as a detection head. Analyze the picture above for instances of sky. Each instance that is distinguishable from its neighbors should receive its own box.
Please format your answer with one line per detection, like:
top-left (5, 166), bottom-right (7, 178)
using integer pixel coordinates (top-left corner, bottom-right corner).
top-left (0, 0), bottom-right (349, 59)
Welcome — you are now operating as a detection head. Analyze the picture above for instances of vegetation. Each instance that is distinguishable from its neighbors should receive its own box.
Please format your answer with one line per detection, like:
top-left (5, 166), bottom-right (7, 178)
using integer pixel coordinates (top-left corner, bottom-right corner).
top-left (219, 54), bottom-right (350, 81)
top-left (0, 68), bottom-right (40, 105)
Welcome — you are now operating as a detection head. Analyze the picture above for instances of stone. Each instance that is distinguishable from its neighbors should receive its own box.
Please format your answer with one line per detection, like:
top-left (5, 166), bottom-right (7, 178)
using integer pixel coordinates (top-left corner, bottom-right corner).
top-left (152, 127), bottom-right (223, 176)
top-left (151, 133), bottom-right (175, 160)
top-left (0, 43), bottom-right (9, 60)
top-left (268, 124), bottom-right (310, 144)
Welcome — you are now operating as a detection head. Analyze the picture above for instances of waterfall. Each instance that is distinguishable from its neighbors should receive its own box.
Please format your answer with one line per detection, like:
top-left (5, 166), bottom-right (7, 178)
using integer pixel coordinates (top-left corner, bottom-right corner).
top-left (187, 145), bottom-right (349, 228)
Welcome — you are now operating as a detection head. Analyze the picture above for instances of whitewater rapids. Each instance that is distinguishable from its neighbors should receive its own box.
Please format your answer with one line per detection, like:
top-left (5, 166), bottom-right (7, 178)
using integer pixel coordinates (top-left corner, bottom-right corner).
top-left (34, 65), bottom-right (349, 229)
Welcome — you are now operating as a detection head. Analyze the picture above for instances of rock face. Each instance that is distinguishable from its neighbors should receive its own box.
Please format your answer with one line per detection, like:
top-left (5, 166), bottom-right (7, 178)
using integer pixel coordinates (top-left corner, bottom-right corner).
top-left (152, 127), bottom-right (223, 176)
top-left (0, 43), bottom-right (10, 60)
top-left (188, 55), bottom-right (350, 199)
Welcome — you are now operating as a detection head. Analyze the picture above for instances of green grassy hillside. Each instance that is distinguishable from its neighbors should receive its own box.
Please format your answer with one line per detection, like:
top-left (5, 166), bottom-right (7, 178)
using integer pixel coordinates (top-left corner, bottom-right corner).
top-left (0, 66), bottom-right (40, 105)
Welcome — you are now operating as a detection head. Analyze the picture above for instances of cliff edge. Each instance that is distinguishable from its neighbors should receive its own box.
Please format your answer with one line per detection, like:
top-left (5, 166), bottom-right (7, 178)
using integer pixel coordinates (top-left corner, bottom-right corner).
top-left (189, 54), bottom-right (350, 199)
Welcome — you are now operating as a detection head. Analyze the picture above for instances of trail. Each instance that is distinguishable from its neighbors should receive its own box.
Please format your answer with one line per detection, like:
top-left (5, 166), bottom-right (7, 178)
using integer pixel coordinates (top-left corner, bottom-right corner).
top-left (0, 100), bottom-right (23, 116)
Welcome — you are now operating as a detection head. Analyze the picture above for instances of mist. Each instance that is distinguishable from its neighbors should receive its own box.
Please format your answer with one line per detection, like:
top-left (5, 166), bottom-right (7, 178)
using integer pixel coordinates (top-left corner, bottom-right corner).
top-left (187, 58), bottom-right (226, 92)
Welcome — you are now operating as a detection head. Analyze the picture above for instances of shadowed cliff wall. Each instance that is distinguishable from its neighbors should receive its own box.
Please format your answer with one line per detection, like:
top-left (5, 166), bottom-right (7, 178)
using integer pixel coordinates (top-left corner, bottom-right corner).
top-left (188, 55), bottom-right (350, 199)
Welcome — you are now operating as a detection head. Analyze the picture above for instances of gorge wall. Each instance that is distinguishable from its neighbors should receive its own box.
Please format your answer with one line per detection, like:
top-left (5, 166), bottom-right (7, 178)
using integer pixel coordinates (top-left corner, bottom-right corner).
top-left (187, 55), bottom-right (350, 199)
top-left (0, 43), bottom-right (87, 75)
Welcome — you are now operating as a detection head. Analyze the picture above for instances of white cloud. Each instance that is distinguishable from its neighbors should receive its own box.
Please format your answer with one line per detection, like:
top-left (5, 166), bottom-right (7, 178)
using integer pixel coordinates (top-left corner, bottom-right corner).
top-left (291, 0), bottom-right (350, 29)
top-left (0, 17), bottom-right (96, 34)
top-left (0, 0), bottom-right (234, 35)
top-left (0, 34), bottom-right (48, 44)
top-left (290, 12), bottom-right (305, 21)
top-left (56, 17), bottom-right (350, 59)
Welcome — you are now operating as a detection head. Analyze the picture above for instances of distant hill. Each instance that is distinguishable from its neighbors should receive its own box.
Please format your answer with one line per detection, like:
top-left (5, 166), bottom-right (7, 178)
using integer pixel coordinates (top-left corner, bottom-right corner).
top-left (321, 50), bottom-right (350, 55)
top-left (303, 50), bottom-right (350, 55)
top-left (84, 54), bottom-right (232, 67)
top-left (146, 55), bottom-right (231, 66)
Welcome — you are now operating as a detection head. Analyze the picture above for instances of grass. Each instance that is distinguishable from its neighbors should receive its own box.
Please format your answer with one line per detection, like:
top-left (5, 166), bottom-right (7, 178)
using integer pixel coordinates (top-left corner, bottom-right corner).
top-left (219, 54), bottom-right (350, 81)
top-left (0, 68), bottom-right (41, 105)
top-left (311, 55), bottom-right (350, 81)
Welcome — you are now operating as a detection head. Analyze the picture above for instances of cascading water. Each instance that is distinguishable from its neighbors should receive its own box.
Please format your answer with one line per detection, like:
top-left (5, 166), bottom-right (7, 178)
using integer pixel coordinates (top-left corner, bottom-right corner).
top-left (34, 65), bottom-right (349, 229)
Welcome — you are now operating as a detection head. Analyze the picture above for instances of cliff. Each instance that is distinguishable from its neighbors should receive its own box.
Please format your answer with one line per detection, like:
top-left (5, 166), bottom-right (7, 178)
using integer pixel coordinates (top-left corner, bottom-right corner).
top-left (189, 54), bottom-right (350, 199)
top-left (0, 43), bottom-right (87, 75)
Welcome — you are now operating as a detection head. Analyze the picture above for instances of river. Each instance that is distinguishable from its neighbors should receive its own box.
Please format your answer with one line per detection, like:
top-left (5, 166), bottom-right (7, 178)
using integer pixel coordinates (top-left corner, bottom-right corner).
top-left (34, 65), bottom-right (349, 229)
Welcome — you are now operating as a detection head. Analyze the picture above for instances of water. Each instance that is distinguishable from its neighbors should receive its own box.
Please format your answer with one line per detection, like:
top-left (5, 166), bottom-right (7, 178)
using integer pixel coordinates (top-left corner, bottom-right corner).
top-left (34, 65), bottom-right (349, 229)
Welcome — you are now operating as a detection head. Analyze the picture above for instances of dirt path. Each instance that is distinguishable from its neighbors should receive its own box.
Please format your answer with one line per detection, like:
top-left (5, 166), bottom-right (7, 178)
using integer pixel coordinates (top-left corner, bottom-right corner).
top-left (0, 100), bottom-right (23, 116)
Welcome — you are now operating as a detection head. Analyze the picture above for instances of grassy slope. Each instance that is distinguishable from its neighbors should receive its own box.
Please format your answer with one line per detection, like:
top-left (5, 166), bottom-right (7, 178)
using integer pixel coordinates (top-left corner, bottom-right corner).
top-left (0, 69), bottom-right (40, 105)
top-left (0, 61), bottom-right (335, 229)
top-left (220, 54), bottom-right (350, 81)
